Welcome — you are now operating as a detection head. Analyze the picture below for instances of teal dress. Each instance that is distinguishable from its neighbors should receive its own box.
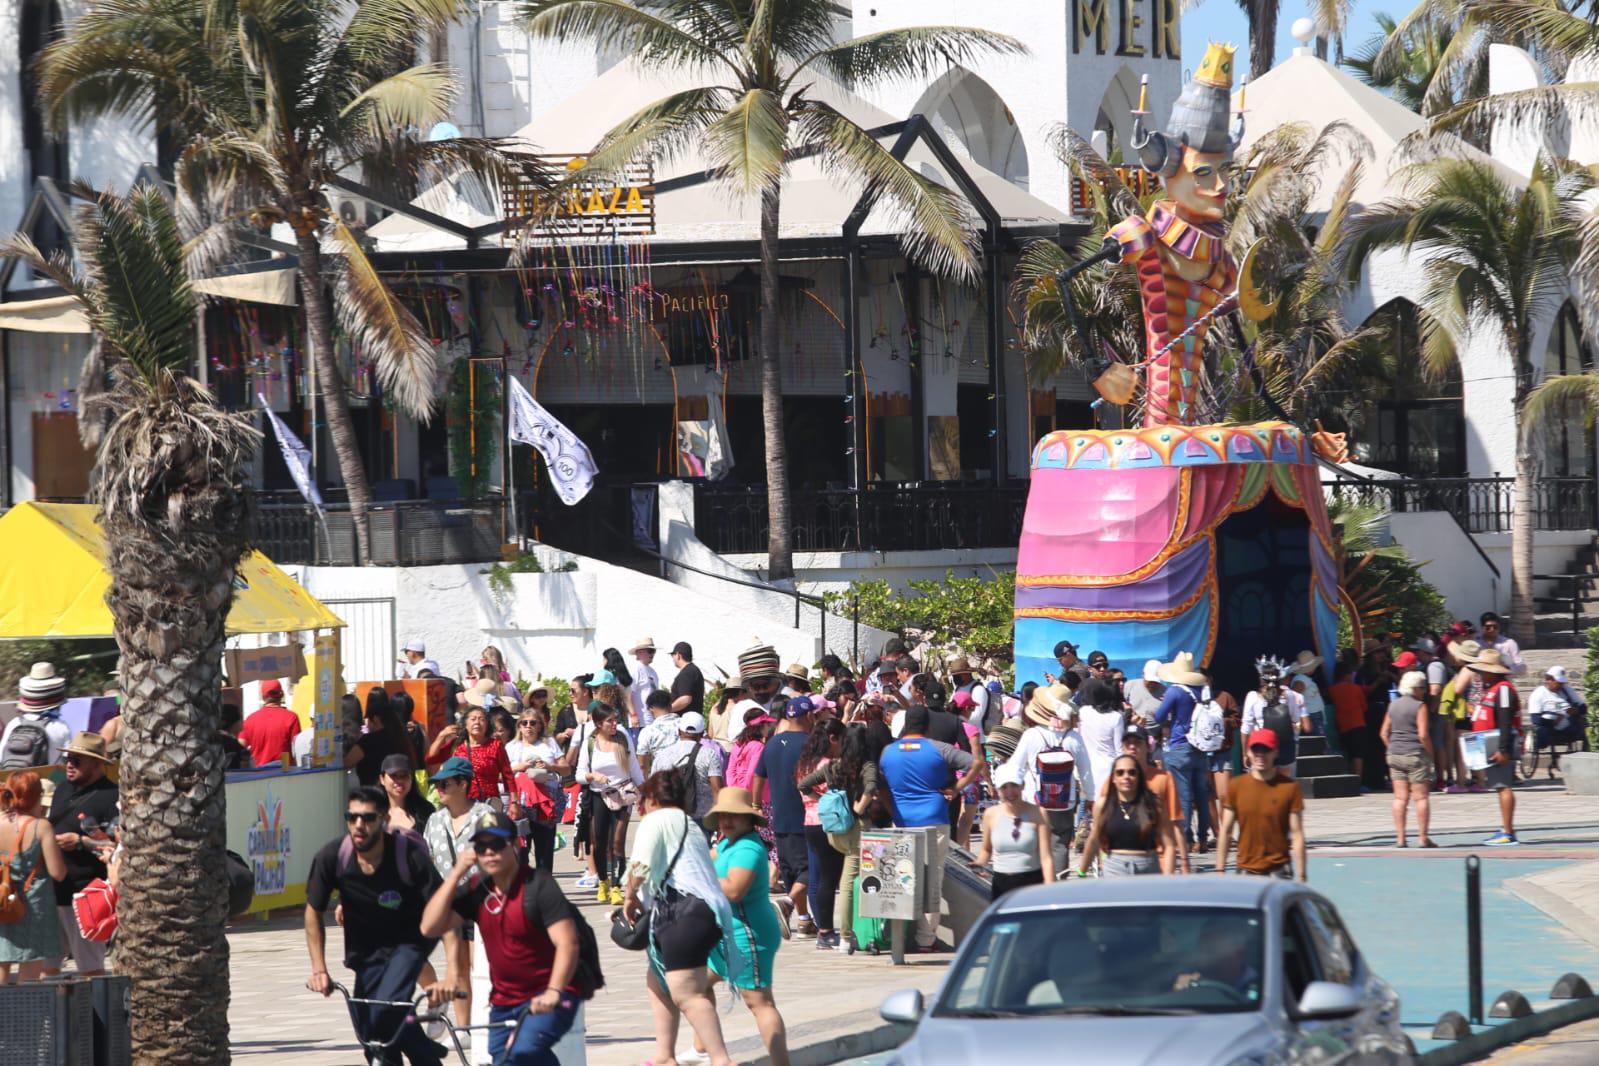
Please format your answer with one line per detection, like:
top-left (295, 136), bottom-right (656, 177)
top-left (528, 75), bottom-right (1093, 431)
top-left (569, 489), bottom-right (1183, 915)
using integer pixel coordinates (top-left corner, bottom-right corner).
top-left (710, 831), bottom-right (781, 990)
top-left (0, 820), bottom-right (60, 963)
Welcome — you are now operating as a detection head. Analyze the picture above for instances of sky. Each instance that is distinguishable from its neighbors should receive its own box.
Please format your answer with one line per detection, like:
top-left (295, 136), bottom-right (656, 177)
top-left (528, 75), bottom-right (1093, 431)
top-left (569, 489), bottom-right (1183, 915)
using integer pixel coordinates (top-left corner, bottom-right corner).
top-left (1181, 0), bottom-right (1393, 77)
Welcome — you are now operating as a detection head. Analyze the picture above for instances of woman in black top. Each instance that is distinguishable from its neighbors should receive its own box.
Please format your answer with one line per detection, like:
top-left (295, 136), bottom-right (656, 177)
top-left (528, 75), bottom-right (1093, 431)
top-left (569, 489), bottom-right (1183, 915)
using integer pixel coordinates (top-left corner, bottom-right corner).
top-left (1078, 755), bottom-right (1170, 877)
top-left (345, 688), bottom-right (407, 786)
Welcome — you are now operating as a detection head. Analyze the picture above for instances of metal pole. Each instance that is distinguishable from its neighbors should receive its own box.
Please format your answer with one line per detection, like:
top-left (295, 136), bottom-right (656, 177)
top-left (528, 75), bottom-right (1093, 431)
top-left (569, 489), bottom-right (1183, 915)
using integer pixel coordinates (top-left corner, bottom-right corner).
top-left (1466, 854), bottom-right (1483, 1024)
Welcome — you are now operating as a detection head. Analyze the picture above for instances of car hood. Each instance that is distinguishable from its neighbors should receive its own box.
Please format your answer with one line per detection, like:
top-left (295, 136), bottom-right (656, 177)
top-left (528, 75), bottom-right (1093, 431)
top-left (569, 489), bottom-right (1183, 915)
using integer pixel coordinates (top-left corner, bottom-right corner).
top-left (894, 1013), bottom-right (1276, 1066)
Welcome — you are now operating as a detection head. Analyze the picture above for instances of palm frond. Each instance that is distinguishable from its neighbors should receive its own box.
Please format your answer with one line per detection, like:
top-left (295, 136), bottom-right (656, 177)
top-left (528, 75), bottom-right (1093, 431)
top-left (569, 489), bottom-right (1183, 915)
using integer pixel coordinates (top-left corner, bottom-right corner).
top-left (802, 26), bottom-right (1027, 89)
top-left (338, 64), bottom-right (456, 137)
top-left (703, 87), bottom-right (789, 195)
top-left (793, 99), bottom-right (979, 282)
top-left (328, 219), bottom-right (436, 419)
top-left (1043, 123), bottom-right (1141, 220)
top-left (517, 0), bottom-right (730, 71)
top-left (1422, 81), bottom-right (1599, 143)
top-left (335, 0), bottom-right (463, 76)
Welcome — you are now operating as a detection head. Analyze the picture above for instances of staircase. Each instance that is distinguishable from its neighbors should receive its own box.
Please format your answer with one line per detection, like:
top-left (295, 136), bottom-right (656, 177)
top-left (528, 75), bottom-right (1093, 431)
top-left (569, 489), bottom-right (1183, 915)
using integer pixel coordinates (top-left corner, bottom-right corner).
top-left (1533, 541), bottom-right (1599, 648)
top-left (1294, 734), bottom-right (1362, 799)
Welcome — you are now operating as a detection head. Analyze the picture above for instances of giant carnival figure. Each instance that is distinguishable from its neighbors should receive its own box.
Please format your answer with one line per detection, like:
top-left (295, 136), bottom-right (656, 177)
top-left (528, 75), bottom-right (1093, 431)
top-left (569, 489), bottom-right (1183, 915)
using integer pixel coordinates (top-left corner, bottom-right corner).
top-left (1014, 44), bottom-right (1348, 698)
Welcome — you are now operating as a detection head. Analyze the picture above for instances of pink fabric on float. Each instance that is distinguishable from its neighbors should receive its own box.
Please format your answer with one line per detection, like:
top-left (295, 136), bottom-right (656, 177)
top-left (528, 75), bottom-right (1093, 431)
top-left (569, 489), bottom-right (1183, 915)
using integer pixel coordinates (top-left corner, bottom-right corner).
top-left (1017, 466), bottom-right (1184, 579)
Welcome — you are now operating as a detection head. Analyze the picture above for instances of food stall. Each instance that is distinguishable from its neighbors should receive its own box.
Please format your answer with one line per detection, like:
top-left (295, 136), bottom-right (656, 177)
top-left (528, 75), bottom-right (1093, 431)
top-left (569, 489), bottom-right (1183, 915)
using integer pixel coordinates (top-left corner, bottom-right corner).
top-left (0, 501), bottom-right (347, 913)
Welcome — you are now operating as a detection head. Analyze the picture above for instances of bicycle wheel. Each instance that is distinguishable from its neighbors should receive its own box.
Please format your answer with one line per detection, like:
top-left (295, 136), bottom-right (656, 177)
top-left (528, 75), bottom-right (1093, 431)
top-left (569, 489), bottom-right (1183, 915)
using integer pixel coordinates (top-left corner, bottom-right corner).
top-left (1518, 741), bottom-right (1540, 780)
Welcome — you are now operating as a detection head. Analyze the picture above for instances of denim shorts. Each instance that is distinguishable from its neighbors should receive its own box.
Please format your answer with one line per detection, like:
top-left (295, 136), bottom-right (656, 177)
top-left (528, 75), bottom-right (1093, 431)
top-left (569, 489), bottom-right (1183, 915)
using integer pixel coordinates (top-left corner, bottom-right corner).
top-left (1102, 852), bottom-right (1160, 877)
top-left (1205, 749), bottom-right (1232, 773)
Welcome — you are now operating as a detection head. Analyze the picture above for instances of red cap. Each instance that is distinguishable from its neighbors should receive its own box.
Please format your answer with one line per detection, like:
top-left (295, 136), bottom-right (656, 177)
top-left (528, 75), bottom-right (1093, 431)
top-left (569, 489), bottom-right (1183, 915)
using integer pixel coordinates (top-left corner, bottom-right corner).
top-left (1246, 728), bottom-right (1278, 750)
top-left (1392, 651), bottom-right (1419, 669)
top-left (260, 679), bottom-right (284, 700)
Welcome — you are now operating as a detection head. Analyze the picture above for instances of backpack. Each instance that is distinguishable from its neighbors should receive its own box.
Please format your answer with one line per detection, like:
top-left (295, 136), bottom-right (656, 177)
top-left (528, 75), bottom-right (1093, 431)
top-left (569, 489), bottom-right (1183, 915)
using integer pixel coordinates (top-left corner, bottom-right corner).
top-left (818, 788), bottom-right (856, 835)
top-left (523, 868), bottom-right (606, 1000)
top-left (0, 818), bottom-right (41, 924)
top-left (1035, 743), bottom-right (1076, 810)
top-left (338, 830), bottom-right (424, 889)
top-left (1188, 697), bottom-right (1227, 753)
top-left (670, 746), bottom-right (701, 814)
top-left (1, 718), bottom-right (52, 771)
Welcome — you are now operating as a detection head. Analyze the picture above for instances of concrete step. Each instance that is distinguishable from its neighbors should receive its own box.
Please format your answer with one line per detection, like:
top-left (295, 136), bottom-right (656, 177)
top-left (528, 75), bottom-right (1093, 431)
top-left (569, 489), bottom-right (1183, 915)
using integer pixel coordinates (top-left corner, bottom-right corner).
top-left (1294, 752), bottom-right (1350, 779)
top-left (1298, 773), bottom-right (1362, 799)
top-left (1298, 735), bottom-right (1330, 757)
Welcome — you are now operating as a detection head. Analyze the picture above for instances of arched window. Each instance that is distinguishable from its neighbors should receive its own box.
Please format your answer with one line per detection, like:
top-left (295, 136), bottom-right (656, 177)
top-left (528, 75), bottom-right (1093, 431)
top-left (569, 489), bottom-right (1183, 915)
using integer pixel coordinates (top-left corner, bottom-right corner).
top-left (1361, 299), bottom-right (1465, 476)
top-left (20, 0), bottom-right (68, 188)
top-left (1543, 302), bottom-right (1594, 477)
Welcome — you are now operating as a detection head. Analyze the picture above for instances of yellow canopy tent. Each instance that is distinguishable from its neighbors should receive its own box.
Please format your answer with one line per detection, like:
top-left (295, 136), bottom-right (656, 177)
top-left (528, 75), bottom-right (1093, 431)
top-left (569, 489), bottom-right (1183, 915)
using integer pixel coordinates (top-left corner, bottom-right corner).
top-left (0, 501), bottom-right (344, 638)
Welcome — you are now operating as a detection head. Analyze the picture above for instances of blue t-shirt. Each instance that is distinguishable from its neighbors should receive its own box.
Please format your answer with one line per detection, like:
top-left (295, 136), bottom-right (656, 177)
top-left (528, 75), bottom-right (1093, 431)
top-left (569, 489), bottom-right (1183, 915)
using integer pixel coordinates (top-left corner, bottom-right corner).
top-left (879, 736), bottom-right (973, 828)
top-left (1154, 684), bottom-right (1201, 746)
top-left (754, 731), bottom-right (811, 834)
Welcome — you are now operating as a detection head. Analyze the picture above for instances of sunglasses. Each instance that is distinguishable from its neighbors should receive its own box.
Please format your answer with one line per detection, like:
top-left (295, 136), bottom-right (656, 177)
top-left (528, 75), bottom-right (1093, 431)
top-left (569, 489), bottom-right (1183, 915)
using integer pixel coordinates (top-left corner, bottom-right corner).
top-left (345, 811), bottom-right (380, 824)
top-left (1113, 768), bottom-right (1139, 777)
top-left (518, 719), bottom-right (539, 726)
top-left (1011, 816), bottom-right (1023, 842)
top-left (64, 755), bottom-right (86, 767)
top-left (472, 837), bottom-right (509, 853)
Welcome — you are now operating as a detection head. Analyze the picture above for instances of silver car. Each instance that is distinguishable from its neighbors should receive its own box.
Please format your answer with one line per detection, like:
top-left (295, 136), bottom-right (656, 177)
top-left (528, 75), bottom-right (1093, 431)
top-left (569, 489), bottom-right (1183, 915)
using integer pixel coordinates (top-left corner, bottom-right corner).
top-left (878, 878), bottom-right (1411, 1065)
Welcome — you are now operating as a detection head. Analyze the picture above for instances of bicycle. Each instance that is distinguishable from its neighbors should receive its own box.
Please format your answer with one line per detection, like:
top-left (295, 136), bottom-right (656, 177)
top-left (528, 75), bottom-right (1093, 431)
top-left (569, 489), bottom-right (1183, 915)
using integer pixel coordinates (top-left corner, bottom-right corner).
top-left (328, 981), bottom-right (530, 1066)
top-left (1519, 714), bottom-right (1590, 780)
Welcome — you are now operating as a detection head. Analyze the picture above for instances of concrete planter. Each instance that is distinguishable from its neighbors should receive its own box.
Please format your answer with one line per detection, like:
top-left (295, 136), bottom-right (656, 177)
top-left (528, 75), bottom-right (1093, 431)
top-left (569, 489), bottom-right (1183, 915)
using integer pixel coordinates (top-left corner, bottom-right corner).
top-left (1562, 751), bottom-right (1599, 796)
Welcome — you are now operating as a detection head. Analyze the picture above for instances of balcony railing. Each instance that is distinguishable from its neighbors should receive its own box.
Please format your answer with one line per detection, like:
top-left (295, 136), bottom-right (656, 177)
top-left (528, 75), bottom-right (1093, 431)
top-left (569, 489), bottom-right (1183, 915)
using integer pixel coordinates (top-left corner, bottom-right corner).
top-left (1324, 476), bottom-right (1597, 534)
top-left (251, 493), bottom-right (509, 566)
top-left (694, 483), bottom-right (1028, 555)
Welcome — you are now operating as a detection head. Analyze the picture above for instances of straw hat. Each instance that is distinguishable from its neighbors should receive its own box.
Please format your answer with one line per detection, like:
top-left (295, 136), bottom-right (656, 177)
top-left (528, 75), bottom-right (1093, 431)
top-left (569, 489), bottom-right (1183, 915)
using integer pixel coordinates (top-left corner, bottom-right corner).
top-left (737, 642), bottom-right (781, 682)
top-left (63, 731), bottom-right (113, 763)
top-left (461, 678), bottom-right (502, 708)
top-left (1288, 650), bottom-right (1322, 675)
top-left (630, 637), bottom-right (656, 653)
top-left (1470, 648), bottom-right (1511, 675)
top-left (985, 724), bottom-right (1023, 762)
top-left (703, 787), bottom-right (767, 831)
top-left (1452, 639), bottom-right (1482, 663)
top-left (18, 662), bottom-right (67, 713)
top-left (1157, 652), bottom-right (1207, 687)
top-left (947, 656), bottom-right (974, 676)
top-left (1024, 684), bottom-right (1075, 728)
top-left (783, 663), bottom-right (810, 684)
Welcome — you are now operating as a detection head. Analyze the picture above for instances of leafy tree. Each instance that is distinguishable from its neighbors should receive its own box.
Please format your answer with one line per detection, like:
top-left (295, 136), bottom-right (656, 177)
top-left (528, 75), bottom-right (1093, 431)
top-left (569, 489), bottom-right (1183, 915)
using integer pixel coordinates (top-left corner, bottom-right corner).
top-left (6, 185), bottom-right (255, 1062)
top-left (824, 569), bottom-right (1017, 673)
top-left (517, 0), bottom-right (1022, 581)
top-left (38, 0), bottom-right (538, 559)
top-left (1348, 155), bottom-right (1599, 646)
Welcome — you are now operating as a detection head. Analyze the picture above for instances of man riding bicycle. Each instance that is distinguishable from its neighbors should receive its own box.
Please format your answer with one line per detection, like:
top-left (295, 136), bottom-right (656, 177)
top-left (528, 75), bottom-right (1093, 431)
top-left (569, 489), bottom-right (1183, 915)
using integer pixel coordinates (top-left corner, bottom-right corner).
top-left (305, 785), bottom-right (456, 1065)
top-left (420, 809), bottom-right (584, 1066)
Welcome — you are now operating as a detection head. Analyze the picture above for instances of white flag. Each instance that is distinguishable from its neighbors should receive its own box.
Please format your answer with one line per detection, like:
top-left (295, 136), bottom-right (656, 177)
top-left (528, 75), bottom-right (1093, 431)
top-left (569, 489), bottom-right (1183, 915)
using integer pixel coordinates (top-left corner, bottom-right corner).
top-left (507, 375), bottom-right (598, 505)
top-left (258, 393), bottom-right (324, 513)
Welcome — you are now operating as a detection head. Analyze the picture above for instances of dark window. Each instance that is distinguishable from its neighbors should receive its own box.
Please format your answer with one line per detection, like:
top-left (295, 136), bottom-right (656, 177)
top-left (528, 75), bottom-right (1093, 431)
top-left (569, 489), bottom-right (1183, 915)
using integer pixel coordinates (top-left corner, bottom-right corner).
top-left (20, 0), bottom-right (68, 188)
top-left (1300, 899), bottom-right (1358, 985)
top-left (1281, 905), bottom-right (1318, 1002)
top-left (1544, 303), bottom-right (1594, 477)
top-left (1364, 300), bottom-right (1465, 476)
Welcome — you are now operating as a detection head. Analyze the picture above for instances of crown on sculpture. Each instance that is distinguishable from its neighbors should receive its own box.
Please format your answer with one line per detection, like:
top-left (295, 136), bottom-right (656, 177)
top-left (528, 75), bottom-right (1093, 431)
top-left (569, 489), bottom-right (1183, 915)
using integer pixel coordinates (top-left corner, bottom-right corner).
top-left (1255, 655), bottom-right (1287, 682)
top-left (1131, 42), bottom-right (1246, 179)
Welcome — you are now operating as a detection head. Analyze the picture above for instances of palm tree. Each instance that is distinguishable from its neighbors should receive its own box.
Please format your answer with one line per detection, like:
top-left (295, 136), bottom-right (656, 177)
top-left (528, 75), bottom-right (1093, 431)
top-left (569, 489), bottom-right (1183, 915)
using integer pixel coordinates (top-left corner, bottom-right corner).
top-left (38, 0), bottom-right (538, 560)
top-left (1346, 155), bottom-right (1599, 646)
top-left (4, 185), bottom-right (255, 1062)
top-left (1237, 0), bottom-right (1284, 80)
top-left (516, 0), bottom-right (1023, 581)
top-left (1345, 11), bottom-right (1482, 112)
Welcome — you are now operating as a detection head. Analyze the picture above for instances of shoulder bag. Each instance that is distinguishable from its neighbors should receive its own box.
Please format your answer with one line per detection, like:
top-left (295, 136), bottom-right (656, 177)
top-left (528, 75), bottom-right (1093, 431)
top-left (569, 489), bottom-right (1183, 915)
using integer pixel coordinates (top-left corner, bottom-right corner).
top-left (610, 812), bottom-right (689, 951)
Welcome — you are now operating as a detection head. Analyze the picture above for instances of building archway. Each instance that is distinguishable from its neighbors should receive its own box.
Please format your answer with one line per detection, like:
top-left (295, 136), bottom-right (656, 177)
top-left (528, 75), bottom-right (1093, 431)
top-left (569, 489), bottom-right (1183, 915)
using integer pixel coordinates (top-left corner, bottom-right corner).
top-left (911, 67), bottom-right (1028, 190)
top-left (1542, 301), bottom-right (1594, 477)
top-left (1355, 299), bottom-right (1465, 476)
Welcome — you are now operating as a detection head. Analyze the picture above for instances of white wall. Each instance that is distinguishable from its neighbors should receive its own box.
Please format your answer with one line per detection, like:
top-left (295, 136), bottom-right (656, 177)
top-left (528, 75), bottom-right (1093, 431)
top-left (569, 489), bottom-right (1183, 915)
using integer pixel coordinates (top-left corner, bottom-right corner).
top-left (721, 546), bottom-right (1016, 600)
top-left (1386, 512), bottom-right (1591, 617)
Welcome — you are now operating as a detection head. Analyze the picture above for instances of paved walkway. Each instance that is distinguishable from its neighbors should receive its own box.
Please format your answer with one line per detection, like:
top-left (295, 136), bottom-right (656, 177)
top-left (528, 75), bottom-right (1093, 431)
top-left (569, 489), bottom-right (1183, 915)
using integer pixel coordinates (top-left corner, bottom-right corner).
top-left (1487, 1016), bottom-right (1599, 1063)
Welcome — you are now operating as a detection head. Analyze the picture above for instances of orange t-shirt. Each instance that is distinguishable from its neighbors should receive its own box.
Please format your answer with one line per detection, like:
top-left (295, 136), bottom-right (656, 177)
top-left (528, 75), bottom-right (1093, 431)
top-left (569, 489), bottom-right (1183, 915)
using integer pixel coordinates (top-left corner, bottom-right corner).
top-left (1225, 772), bottom-right (1304, 873)
top-left (1329, 681), bottom-right (1367, 734)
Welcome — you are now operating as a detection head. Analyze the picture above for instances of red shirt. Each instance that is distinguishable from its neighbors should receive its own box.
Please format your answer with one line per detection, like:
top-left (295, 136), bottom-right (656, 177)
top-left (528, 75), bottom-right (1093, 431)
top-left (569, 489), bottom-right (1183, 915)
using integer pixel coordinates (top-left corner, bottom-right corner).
top-left (1328, 682), bottom-right (1368, 734)
top-left (452, 739), bottom-right (516, 802)
top-left (452, 866), bottom-right (580, 1006)
top-left (238, 704), bottom-right (302, 767)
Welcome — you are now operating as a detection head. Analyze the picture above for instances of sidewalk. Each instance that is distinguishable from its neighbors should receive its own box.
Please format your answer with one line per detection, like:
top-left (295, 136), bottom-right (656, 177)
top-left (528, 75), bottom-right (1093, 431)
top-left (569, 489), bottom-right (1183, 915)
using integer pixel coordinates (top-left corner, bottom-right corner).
top-left (228, 843), bottom-right (947, 1065)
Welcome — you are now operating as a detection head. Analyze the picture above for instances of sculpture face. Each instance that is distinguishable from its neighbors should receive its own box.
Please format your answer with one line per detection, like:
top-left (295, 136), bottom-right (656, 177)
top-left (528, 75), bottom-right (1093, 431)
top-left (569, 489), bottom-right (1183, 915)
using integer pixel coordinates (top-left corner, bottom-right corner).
top-left (1164, 146), bottom-right (1232, 225)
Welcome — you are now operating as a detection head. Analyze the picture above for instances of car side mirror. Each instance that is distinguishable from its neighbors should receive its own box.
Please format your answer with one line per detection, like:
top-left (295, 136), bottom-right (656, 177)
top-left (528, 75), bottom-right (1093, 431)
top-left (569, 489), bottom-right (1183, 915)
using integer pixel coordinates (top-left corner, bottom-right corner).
top-left (880, 988), bottom-right (925, 1024)
top-left (1297, 981), bottom-right (1364, 1019)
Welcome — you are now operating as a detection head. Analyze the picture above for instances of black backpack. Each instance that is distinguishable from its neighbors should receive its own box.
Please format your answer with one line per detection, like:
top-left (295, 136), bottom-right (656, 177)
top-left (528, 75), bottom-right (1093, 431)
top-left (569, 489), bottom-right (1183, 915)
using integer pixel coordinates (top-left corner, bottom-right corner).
top-left (671, 745), bottom-right (701, 814)
top-left (0, 718), bottom-right (52, 771)
top-left (524, 867), bottom-right (605, 999)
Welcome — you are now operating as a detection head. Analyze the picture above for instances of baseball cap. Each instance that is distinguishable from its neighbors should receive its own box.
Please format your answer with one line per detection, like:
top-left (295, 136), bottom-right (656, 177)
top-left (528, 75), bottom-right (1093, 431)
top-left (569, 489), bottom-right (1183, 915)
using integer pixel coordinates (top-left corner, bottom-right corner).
top-left (736, 700), bottom-right (776, 726)
top-left (428, 756), bottom-right (474, 784)
top-left (785, 696), bottom-right (815, 718)
top-left (1246, 728), bottom-right (1279, 750)
top-left (1087, 650), bottom-right (1109, 668)
top-left (416, 659), bottom-right (441, 676)
top-left (679, 711), bottom-right (707, 735)
top-left (993, 763), bottom-right (1023, 789)
top-left (591, 668), bottom-right (618, 687)
top-left (951, 690), bottom-right (976, 711)
top-left (1410, 637), bottom-right (1439, 654)
top-left (876, 658), bottom-right (897, 676)
top-left (260, 679), bottom-right (284, 700)
top-left (1547, 665), bottom-right (1570, 683)
top-left (809, 695), bottom-right (837, 712)
top-left (379, 753), bottom-right (413, 777)
top-left (1392, 651), bottom-right (1419, 669)
top-left (1141, 659), bottom-right (1162, 683)
top-left (404, 638), bottom-right (426, 654)
top-left (471, 809), bottom-right (517, 841)
top-left (1053, 640), bottom-right (1079, 658)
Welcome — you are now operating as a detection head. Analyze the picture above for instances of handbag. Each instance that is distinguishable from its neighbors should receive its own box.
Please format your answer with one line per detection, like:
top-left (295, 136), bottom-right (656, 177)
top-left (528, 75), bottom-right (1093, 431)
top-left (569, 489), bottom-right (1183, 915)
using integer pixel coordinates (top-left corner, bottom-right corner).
top-left (608, 813), bottom-right (689, 951)
top-left (0, 818), bottom-right (41, 925)
top-left (73, 878), bottom-right (119, 942)
top-left (601, 781), bottom-right (639, 811)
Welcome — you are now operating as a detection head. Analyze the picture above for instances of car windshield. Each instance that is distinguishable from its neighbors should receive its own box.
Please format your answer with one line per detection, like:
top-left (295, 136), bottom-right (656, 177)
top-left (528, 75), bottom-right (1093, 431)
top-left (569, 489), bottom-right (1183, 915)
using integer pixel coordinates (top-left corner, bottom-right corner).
top-left (937, 905), bottom-right (1265, 1017)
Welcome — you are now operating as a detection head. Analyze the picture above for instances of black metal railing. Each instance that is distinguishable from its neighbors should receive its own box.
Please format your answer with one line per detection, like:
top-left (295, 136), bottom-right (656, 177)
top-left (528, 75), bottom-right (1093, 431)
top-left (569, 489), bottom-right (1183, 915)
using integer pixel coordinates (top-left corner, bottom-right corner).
top-left (250, 493), bottom-right (509, 566)
top-left (1324, 476), bottom-right (1597, 534)
top-left (693, 483), bottom-right (1028, 554)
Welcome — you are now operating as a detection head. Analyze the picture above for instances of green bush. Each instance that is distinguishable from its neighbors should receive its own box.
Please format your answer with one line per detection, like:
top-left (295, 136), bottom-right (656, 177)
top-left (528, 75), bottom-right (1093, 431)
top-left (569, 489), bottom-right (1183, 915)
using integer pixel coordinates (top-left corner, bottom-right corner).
top-left (1348, 554), bottom-right (1453, 646)
top-left (1585, 625), bottom-right (1599, 751)
top-left (824, 568), bottom-right (1015, 675)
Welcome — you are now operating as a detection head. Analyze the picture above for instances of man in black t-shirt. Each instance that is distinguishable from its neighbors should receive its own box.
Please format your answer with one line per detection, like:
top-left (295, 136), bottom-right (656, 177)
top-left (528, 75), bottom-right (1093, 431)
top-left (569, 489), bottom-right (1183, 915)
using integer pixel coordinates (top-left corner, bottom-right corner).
top-left (668, 641), bottom-right (704, 714)
top-left (47, 731), bottom-right (120, 977)
top-left (305, 786), bottom-right (448, 1065)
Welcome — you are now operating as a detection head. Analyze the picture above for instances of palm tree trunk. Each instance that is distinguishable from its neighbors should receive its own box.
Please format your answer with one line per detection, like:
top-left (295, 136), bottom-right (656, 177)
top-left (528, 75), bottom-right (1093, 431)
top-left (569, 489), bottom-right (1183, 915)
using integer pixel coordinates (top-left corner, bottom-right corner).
top-left (1245, 0), bottom-right (1280, 79)
top-left (759, 185), bottom-right (793, 582)
top-left (107, 524), bottom-right (245, 1063)
top-left (295, 232), bottom-right (374, 562)
top-left (1511, 399), bottom-right (1538, 647)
